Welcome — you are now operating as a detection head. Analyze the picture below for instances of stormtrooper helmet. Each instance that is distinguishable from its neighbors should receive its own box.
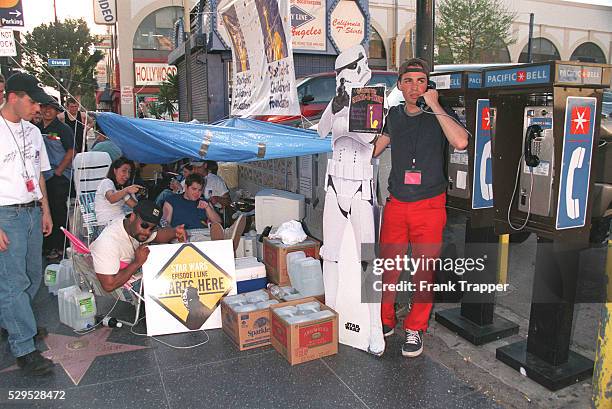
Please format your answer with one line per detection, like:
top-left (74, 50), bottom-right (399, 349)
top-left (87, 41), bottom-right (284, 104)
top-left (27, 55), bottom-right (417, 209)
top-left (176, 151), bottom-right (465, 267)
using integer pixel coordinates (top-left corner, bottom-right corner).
top-left (334, 44), bottom-right (371, 90)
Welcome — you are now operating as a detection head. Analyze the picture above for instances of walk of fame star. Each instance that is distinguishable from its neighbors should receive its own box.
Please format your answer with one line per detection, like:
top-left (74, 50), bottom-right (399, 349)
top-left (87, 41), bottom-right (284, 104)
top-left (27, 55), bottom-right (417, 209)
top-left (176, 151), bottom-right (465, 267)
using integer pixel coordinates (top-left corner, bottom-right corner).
top-left (1, 328), bottom-right (148, 385)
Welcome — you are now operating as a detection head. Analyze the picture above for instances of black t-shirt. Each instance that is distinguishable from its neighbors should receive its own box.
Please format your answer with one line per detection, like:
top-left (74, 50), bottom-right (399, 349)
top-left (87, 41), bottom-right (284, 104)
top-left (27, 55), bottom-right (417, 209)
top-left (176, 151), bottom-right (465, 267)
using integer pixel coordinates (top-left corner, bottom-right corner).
top-left (382, 104), bottom-right (458, 202)
top-left (65, 111), bottom-right (86, 152)
top-left (38, 117), bottom-right (75, 179)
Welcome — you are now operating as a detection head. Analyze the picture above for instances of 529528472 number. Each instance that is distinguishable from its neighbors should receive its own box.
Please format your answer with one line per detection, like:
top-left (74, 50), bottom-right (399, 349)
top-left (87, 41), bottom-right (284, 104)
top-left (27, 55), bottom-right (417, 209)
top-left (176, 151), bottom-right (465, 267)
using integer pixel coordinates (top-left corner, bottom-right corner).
top-left (7, 390), bottom-right (66, 400)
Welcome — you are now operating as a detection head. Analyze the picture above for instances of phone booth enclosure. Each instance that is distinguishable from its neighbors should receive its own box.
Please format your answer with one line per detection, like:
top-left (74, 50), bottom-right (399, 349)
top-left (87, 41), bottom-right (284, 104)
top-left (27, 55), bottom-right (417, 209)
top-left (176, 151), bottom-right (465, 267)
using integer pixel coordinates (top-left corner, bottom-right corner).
top-left (485, 61), bottom-right (611, 246)
top-left (430, 70), bottom-right (495, 228)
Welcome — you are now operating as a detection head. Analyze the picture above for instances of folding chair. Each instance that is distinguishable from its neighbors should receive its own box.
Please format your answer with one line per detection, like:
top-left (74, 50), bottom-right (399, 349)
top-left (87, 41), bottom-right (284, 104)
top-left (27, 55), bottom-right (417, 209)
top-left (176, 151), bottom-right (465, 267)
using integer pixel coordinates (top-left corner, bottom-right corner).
top-left (77, 192), bottom-right (104, 243)
top-left (73, 152), bottom-right (112, 194)
top-left (62, 227), bottom-right (144, 327)
top-left (72, 152), bottom-right (112, 243)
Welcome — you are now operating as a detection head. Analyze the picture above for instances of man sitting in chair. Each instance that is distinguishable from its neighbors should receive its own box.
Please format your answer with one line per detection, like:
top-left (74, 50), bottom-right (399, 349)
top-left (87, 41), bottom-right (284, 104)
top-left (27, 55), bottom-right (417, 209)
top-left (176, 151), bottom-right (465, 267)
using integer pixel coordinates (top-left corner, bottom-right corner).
top-left (90, 200), bottom-right (186, 292)
top-left (162, 173), bottom-right (222, 229)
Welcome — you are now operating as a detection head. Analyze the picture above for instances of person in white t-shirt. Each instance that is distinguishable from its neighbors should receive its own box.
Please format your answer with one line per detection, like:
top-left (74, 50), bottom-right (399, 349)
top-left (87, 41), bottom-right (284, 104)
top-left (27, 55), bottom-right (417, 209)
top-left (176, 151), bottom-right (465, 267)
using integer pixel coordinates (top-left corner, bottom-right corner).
top-left (192, 161), bottom-right (231, 207)
top-left (94, 157), bottom-right (143, 225)
top-left (90, 200), bottom-right (186, 292)
top-left (0, 72), bottom-right (56, 376)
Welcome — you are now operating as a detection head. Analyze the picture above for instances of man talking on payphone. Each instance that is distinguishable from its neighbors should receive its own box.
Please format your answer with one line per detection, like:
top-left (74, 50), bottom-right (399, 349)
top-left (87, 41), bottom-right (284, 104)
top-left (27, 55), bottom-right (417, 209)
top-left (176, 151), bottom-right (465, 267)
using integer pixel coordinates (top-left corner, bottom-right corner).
top-left (373, 58), bottom-right (468, 357)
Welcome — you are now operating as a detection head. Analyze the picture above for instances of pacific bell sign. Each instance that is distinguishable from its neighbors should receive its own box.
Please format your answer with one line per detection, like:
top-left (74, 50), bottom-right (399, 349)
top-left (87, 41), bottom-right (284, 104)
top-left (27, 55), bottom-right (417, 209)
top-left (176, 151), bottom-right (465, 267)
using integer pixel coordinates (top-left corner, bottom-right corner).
top-left (93, 0), bottom-right (117, 25)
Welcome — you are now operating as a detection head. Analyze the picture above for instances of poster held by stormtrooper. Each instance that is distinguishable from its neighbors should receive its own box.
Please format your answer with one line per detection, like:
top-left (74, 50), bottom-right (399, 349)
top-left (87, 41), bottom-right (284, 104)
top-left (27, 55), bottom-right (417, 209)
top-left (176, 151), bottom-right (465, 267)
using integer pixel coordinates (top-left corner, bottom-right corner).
top-left (348, 86), bottom-right (385, 134)
top-left (218, 0), bottom-right (300, 117)
top-left (317, 45), bottom-right (385, 356)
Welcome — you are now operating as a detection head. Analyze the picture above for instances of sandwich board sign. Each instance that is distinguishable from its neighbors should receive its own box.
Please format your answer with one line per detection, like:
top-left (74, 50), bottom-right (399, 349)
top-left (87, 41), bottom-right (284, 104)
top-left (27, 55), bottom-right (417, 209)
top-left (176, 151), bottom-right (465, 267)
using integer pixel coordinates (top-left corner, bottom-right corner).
top-left (143, 240), bottom-right (236, 336)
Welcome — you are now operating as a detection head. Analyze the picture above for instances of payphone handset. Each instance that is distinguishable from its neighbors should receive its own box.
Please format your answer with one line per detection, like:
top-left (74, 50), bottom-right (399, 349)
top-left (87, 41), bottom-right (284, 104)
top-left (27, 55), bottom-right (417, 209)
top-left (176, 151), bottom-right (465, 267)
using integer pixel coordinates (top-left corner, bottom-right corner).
top-left (480, 140), bottom-right (493, 201)
top-left (566, 147), bottom-right (586, 219)
top-left (517, 106), bottom-right (555, 219)
top-left (416, 80), bottom-right (437, 110)
top-left (524, 124), bottom-right (542, 167)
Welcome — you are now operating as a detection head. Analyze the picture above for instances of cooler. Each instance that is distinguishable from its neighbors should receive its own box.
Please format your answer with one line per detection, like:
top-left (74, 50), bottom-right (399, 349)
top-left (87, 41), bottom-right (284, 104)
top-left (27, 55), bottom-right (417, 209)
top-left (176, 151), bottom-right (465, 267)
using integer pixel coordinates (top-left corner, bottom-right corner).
top-left (235, 257), bottom-right (267, 293)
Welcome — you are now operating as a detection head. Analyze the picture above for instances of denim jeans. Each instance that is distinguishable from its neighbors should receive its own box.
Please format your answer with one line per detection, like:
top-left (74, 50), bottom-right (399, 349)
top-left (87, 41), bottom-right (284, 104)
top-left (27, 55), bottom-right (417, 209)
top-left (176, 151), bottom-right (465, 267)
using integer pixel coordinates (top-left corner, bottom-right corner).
top-left (0, 205), bottom-right (43, 358)
top-left (155, 189), bottom-right (179, 207)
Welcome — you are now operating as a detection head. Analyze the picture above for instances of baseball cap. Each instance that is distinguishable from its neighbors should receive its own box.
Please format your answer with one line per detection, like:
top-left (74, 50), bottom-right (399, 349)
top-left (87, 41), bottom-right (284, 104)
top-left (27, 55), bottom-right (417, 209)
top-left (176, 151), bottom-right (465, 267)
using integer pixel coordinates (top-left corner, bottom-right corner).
top-left (133, 200), bottom-right (162, 225)
top-left (189, 160), bottom-right (205, 167)
top-left (5, 72), bottom-right (55, 105)
top-left (398, 58), bottom-right (431, 80)
top-left (41, 96), bottom-right (64, 113)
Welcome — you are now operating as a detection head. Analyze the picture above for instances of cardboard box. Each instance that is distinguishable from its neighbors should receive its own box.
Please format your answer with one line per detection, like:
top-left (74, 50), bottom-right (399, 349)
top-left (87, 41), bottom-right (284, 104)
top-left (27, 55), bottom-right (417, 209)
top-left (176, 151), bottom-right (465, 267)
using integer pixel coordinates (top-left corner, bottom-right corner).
top-left (263, 237), bottom-right (320, 285)
top-left (270, 298), bottom-right (338, 365)
top-left (268, 287), bottom-right (325, 305)
top-left (221, 293), bottom-right (275, 351)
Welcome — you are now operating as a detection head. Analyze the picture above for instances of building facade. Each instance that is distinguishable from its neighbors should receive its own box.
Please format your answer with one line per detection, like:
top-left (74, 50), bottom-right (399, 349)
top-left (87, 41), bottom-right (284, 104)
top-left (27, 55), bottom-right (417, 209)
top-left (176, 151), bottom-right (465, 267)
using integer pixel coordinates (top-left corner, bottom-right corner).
top-left (370, 0), bottom-right (611, 70)
top-left (110, 0), bottom-right (611, 118)
top-left (111, 0), bottom-right (197, 117)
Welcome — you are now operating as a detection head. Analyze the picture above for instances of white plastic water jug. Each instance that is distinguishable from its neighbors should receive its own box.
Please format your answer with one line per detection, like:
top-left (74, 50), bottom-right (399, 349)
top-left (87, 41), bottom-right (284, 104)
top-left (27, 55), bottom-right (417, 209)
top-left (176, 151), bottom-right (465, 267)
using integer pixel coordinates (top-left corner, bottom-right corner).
top-left (47, 259), bottom-right (75, 295)
top-left (298, 258), bottom-right (324, 297)
top-left (58, 285), bottom-right (96, 330)
top-left (243, 236), bottom-right (257, 258)
top-left (286, 251), bottom-right (307, 290)
top-left (44, 264), bottom-right (60, 287)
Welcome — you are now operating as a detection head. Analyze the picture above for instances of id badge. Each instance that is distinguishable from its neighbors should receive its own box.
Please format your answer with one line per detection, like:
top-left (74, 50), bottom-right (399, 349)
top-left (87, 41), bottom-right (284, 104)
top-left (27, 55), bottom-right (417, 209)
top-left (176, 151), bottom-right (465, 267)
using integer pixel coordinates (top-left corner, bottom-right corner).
top-left (25, 178), bottom-right (35, 192)
top-left (404, 170), bottom-right (422, 185)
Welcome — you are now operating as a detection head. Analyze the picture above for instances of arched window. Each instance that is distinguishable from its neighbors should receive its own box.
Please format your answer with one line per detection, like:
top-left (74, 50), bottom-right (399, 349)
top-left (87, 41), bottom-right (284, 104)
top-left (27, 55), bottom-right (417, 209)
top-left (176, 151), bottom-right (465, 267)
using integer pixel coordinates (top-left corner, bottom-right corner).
top-left (519, 37), bottom-right (560, 63)
top-left (133, 7), bottom-right (183, 51)
top-left (570, 42), bottom-right (606, 64)
top-left (399, 29), bottom-right (414, 64)
top-left (369, 26), bottom-right (387, 70)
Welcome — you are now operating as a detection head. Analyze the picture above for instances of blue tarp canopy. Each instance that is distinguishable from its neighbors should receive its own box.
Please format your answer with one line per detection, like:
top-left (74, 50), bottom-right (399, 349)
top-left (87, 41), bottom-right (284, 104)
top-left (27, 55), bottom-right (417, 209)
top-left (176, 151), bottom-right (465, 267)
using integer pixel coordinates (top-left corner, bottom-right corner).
top-left (94, 112), bottom-right (331, 164)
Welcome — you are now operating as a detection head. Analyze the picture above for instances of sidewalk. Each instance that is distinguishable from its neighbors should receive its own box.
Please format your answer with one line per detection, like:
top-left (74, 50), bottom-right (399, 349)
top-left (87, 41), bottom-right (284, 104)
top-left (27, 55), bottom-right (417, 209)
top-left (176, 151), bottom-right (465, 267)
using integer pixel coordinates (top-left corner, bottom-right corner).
top-left (0, 210), bottom-right (603, 408)
top-left (0, 286), bottom-right (503, 409)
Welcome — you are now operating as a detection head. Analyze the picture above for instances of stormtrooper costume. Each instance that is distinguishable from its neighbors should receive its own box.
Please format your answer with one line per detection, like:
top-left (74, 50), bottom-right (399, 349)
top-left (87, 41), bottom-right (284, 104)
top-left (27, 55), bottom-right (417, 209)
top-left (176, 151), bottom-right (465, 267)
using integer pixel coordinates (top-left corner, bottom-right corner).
top-left (317, 45), bottom-right (385, 355)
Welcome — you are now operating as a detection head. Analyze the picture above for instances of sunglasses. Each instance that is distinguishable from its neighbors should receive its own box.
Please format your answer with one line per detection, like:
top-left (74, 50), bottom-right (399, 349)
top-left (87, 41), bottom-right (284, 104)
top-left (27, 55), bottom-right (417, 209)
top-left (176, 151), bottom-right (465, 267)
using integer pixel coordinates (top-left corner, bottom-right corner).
top-left (140, 221), bottom-right (158, 231)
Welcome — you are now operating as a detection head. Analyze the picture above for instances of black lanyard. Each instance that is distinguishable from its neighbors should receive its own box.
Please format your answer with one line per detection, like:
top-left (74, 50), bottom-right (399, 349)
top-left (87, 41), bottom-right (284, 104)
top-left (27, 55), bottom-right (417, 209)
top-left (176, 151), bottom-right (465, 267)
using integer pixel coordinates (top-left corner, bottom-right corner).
top-left (402, 104), bottom-right (420, 169)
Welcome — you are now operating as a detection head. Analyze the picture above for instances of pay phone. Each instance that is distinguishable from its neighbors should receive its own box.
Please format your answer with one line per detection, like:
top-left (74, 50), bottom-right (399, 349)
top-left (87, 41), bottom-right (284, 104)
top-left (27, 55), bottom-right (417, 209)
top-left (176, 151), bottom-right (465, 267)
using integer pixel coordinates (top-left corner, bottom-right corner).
top-left (429, 70), bottom-right (487, 213)
top-left (518, 103), bottom-right (555, 217)
top-left (447, 100), bottom-right (469, 200)
top-left (485, 60), bottom-right (610, 243)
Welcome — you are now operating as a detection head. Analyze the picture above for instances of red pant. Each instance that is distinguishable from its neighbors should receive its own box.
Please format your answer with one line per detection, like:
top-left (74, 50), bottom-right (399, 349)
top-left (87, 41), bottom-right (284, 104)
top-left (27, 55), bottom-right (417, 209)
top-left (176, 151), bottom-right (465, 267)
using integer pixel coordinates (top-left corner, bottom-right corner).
top-left (380, 193), bottom-right (446, 331)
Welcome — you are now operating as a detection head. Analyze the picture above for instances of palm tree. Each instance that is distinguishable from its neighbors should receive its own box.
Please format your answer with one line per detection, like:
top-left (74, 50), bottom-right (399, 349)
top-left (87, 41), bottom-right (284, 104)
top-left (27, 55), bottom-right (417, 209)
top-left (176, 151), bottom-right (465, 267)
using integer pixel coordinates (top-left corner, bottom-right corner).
top-left (157, 73), bottom-right (178, 121)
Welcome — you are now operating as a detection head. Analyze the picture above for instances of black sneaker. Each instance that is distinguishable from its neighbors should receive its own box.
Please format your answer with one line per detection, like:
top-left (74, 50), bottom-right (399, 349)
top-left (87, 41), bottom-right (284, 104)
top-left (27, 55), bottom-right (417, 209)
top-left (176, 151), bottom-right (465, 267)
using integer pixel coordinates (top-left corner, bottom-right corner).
top-left (16, 350), bottom-right (54, 376)
top-left (402, 329), bottom-right (423, 357)
top-left (382, 325), bottom-right (395, 337)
